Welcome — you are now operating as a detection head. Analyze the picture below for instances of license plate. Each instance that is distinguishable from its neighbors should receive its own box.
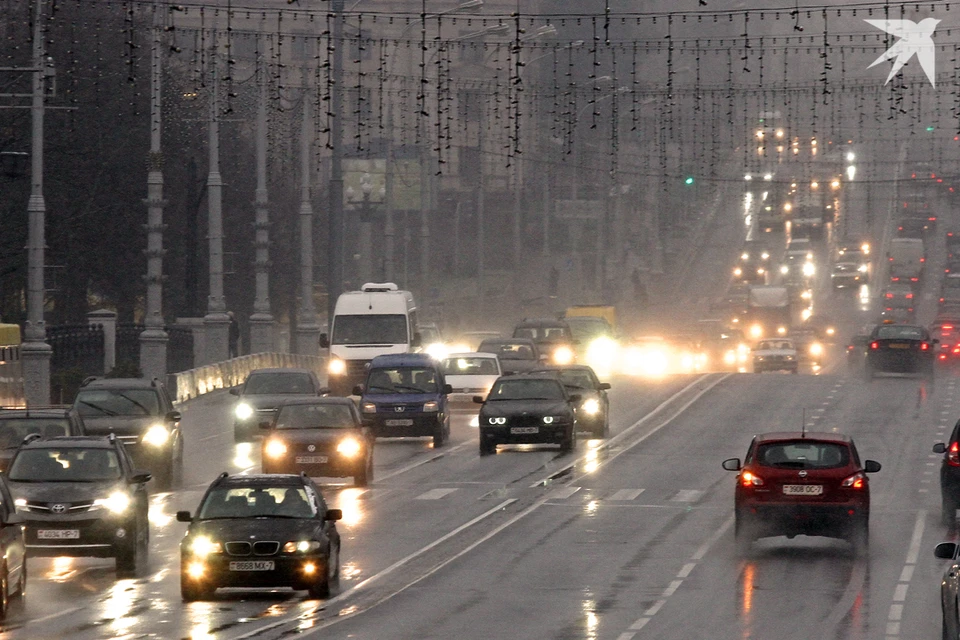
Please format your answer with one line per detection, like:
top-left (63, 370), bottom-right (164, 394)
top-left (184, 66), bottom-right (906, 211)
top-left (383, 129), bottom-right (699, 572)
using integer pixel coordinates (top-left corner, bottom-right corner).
top-left (782, 484), bottom-right (823, 496)
top-left (37, 529), bottom-right (79, 540)
top-left (229, 561), bottom-right (275, 571)
top-left (888, 343), bottom-right (910, 349)
top-left (295, 455), bottom-right (328, 464)
top-left (510, 426), bottom-right (539, 434)
top-left (385, 419), bottom-right (413, 426)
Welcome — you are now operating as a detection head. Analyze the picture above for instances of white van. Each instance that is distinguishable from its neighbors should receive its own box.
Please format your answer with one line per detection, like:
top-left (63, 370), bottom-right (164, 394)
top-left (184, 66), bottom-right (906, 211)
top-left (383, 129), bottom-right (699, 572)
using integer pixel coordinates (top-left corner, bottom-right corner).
top-left (320, 283), bottom-right (420, 395)
top-left (888, 238), bottom-right (925, 286)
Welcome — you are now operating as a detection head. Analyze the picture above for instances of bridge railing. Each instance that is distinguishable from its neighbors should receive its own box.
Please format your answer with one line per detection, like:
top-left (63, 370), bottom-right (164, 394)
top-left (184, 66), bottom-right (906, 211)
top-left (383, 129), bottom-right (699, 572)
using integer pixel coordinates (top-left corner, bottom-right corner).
top-left (167, 353), bottom-right (327, 404)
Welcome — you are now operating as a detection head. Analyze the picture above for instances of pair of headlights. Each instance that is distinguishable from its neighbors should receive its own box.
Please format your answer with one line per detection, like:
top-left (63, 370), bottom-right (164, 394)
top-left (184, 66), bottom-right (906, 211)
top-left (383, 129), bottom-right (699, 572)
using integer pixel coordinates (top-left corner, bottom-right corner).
top-left (362, 401), bottom-right (438, 413)
top-left (16, 491), bottom-right (132, 515)
top-left (189, 536), bottom-right (321, 557)
top-left (264, 437), bottom-right (362, 459)
top-left (486, 415), bottom-right (567, 425)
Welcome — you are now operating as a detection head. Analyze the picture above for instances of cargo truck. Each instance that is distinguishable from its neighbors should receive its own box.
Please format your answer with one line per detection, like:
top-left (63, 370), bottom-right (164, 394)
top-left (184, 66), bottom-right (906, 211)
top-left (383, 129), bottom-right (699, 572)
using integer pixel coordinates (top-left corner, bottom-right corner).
top-left (745, 285), bottom-right (792, 342)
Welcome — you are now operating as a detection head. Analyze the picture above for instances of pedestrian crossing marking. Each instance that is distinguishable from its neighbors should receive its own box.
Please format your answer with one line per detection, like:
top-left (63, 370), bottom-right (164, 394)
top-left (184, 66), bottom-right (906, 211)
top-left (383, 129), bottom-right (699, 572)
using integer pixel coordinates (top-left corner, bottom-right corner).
top-left (671, 489), bottom-right (704, 502)
top-left (607, 489), bottom-right (644, 501)
top-left (415, 488), bottom-right (458, 500)
top-left (547, 486), bottom-right (581, 501)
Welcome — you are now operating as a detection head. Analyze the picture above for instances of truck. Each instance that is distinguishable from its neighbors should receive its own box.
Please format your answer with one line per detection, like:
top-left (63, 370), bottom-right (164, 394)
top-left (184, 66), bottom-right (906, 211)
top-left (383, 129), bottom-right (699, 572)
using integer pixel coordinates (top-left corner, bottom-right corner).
top-left (887, 237), bottom-right (925, 287)
top-left (745, 285), bottom-right (792, 343)
top-left (320, 282), bottom-right (420, 396)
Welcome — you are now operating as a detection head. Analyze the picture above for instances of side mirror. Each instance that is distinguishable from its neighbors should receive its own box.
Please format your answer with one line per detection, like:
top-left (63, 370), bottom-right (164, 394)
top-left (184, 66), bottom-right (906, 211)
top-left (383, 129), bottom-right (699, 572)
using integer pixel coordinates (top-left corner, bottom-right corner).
top-left (258, 421), bottom-right (273, 430)
top-left (318, 386), bottom-right (331, 396)
top-left (442, 383), bottom-right (453, 395)
top-left (934, 442), bottom-right (948, 454)
top-left (411, 332), bottom-right (422, 348)
top-left (352, 385), bottom-right (364, 396)
top-left (863, 460), bottom-right (882, 473)
top-left (325, 508), bottom-right (343, 522)
top-left (568, 394), bottom-right (582, 404)
top-left (229, 388), bottom-right (240, 396)
top-left (936, 541), bottom-right (959, 559)
top-left (176, 510), bottom-right (192, 523)
top-left (598, 382), bottom-right (611, 391)
top-left (472, 395), bottom-right (485, 404)
top-left (131, 471), bottom-right (152, 484)
top-left (722, 458), bottom-right (742, 471)
top-left (319, 333), bottom-right (330, 349)
top-left (166, 410), bottom-right (182, 422)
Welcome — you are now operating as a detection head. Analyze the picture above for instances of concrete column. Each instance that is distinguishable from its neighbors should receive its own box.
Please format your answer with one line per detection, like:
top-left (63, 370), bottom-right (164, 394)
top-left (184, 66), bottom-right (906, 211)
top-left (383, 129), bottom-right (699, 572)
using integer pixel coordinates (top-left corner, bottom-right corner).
top-left (294, 81), bottom-right (320, 356)
top-left (88, 309), bottom-right (117, 374)
top-left (203, 39), bottom-right (229, 365)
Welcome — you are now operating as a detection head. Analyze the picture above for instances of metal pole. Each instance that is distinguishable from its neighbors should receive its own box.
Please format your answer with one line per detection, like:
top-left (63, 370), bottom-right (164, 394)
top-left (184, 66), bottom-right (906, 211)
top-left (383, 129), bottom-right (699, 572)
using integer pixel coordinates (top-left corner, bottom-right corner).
top-left (327, 0), bottom-right (345, 321)
top-left (419, 145), bottom-right (430, 292)
top-left (384, 110), bottom-right (395, 281)
top-left (21, 0), bottom-right (51, 405)
top-left (248, 25), bottom-right (275, 354)
top-left (513, 159), bottom-right (522, 269)
top-left (295, 78), bottom-right (320, 355)
top-left (140, 0), bottom-right (169, 379)
top-left (203, 33), bottom-right (230, 364)
top-left (477, 128), bottom-right (485, 309)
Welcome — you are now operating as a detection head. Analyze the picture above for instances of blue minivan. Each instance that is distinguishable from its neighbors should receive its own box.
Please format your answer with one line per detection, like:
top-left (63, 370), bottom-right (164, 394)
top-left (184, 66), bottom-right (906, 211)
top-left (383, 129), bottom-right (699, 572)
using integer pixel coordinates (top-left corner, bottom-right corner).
top-left (353, 354), bottom-right (452, 447)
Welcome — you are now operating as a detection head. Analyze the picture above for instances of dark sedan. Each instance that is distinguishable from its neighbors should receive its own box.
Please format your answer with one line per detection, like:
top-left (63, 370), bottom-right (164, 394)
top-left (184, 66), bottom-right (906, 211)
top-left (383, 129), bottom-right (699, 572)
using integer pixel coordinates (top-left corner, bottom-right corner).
top-left (528, 365), bottom-right (611, 438)
top-left (474, 374), bottom-right (579, 456)
top-left (864, 323), bottom-right (936, 380)
top-left (231, 369), bottom-right (327, 443)
top-left (0, 471), bottom-right (25, 619)
top-left (260, 398), bottom-right (374, 487)
top-left (476, 338), bottom-right (543, 375)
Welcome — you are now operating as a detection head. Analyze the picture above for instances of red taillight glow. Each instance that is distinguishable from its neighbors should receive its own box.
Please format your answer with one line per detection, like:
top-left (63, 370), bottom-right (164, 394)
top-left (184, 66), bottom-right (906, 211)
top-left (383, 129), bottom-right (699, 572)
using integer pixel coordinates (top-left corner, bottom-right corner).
top-left (911, 277), bottom-right (919, 281)
top-left (921, 342), bottom-right (930, 351)
top-left (921, 258), bottom-right (926, 262)
top-left (841, 472), bottom-right (866, 489)
top-left (870, 341), bottom-right (879, 350)
top-left (952, 346), bottom-right (960, 354)
top-left (949, 442), bottom-right (960, 467)
top-left (741, 471), bottom-right (763, 487)
top-left (885, 293), bottom-right (894, 298)
top-left (906, 293), bottom-right (914, 299)
top-left (930, 217), bottom-right (938, 221)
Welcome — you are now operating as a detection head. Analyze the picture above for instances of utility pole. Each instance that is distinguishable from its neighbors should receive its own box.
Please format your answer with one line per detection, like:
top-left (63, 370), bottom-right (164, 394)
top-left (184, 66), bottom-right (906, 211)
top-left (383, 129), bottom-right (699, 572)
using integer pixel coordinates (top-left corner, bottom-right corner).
top-left (248, 26), bottom-right (275, 354)
top-left (327, 0), bottom-right (345, 322)
top-left (139, 0), bottom-right (169, 379)
top-left (203, 34), bottom-right (230, 364)
top-left (21, 0), bottom-right (51, 405)
top-left (295, 75), bottom-right (320, 355)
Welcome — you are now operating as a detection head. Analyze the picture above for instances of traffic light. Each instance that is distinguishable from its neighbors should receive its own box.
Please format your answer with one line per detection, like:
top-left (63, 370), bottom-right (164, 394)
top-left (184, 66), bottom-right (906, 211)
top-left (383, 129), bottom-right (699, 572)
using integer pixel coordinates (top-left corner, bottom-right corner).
top-left (684, 176), bottom-right (695, 185)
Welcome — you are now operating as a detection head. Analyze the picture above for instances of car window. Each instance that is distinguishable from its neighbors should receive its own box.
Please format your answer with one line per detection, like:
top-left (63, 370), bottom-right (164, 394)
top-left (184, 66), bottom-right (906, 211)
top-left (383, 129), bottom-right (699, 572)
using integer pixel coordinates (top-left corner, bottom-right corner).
top-left (0, 418), bottom-right (71, 448)
top-left (8, 448), bottom-right (122, 482)
top-left (440, 356), bottom-right (498, 376)
top-left (275, 404), bottom-right (355, 429)
top-left (481, 342), bottom-right (535, 361)
top-left (244, 373), bottom-right (315, 395)
top-left (366, 367), bottom-right (438, 393)
top-left (488, 379), bottom-right (564, 401)
top-left (75, 389), bottom-right (161, 417)
top-left (756, 441), bottom-right (849, 469)
top-left (875, 326), bottom-right (925, 340)
top-left (198, 486), bottom-right (317, 519)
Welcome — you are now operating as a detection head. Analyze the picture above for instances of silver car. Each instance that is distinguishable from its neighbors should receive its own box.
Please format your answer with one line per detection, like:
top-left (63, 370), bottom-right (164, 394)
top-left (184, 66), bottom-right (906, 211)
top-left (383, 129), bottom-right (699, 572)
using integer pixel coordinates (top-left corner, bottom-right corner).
top-left (934, 541), bottom-right (960, 638)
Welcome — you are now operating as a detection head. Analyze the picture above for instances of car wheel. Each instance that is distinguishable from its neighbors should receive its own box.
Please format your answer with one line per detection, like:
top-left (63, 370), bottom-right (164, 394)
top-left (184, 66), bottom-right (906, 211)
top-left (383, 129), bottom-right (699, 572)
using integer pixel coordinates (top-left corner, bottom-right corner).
top-left (479, 438), bottom-right (496, 456)
top-left (433, 420), bottom-right (446, 448)
top-left (560, 427), bottom-right (576, 454)
top-left (13, 559), bottom-right (25, 603)
top-left (864, 366), bottom-right (875, 382)
top-left (115, 521), bottom-right (141, 577)
top-left (307, 547), bottom-right (337, 599)
top-left (170, 437), bottom-right (184, 489)
top-left (943, 495), bottom-right (958, 527)
top-left (180, 573), bottom-right (214, 602)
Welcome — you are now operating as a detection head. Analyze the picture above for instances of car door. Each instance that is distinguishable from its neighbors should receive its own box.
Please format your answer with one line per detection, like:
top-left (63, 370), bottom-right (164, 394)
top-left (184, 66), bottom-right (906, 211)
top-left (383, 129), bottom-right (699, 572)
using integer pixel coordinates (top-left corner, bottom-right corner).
top-left (119, 445), bottom-right (150, 523)
top-left (0, 476), bottom-right (24, 591)
top-left (308, 481), bottom-right (339, 550)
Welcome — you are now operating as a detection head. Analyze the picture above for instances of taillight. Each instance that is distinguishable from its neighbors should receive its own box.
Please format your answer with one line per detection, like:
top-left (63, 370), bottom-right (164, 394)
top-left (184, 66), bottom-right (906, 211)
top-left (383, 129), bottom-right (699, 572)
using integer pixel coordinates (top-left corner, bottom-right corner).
top-left (930, 217), bottom-right (938, 221)
top-left (921, 258), bottom-right (926, 263)
top-left (870, 341), bottom-right (879, 349)
top-left (885, 293), bottom-right (894, 298)
top-left (847, 345), bottom-right (854, 351)
top-left (949, 442), bottom-right (960, 467)
top-left (911, 277), bottom-right (919, 281)
top-left (906, 293), bottom-right (914, 299)
top-left (921, 342), bottom-right (930, 351)
top-left (953, 346), bottom-right (960, 354)
top-left (841, 472), bottom-right (866, 489)
top-left (889, 257), bottom-right (894, 262)
top-left (942, 298), bottom-right (946, 303)
top-left (740, 471), bottom-right (763, 487)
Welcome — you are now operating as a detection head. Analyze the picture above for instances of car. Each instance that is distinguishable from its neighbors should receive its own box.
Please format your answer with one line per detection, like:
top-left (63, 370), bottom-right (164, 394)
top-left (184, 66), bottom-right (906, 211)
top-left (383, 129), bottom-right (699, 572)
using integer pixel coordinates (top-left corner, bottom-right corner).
top-left (231, 368), bottom-right (327, 443)
top-left (0, 406), bottom-right (86, 473)
top-left (752, 338), bottom-right (798, 373)
top-left (439, 352), bottom-right (502, 407)
top-left (447, 331), bottom-right (502, 353)
top-left (722, 432), bottom-right (881, 554)
top-left (897, 217), bottom-right (927, 239)
top-left (419, 321), bottom-right (448, 360)
top-left (354, 353), bottom-right (451, 447)
top-left (621, 335), bottom-right (672, 377)
top-left (72, 377), bottom-right (182, 489)
top-left (476, 338), bottom-right (542, 375)
top-left (934, 541), bottom-right (960, 639)
top-left (831, 262), bottom-right (865, 289)
top-left (933, 421), bottom-right (960, 526)
top-left (933, 319), bottom-right (960, 367)
top-left (7, 435), bottom-right (151, 576)
top-left (259, 398), bottom-right (374, 487)
top-left (789, 328), bottom-right (825, 366)
top-left (474, 373), bottom-right (579, 456)
top-left (941, 275), bottom-right (960, 307)
top-left (845, 325), bottom-right (875, 372)
top-left (528, 364), bottom-right (611, 438)
top-left (696, 326), bottom-right (750, 372)
top-left (864, 323), bottom-right (937, 380)
top-left (944, 258), bottom-right (960, 276)
top-left (732, 243), bottom-right (771, 284)
top-left (882, 283), bottom-right (917, 320)
top-left (512, 318), bottom-right (577, 365)
top-left (563, 315), bottom-right (618, 374)
top-left (0, 470), bottom-right (25, 619)
top-left (177, 472), bottom-right (342, 601)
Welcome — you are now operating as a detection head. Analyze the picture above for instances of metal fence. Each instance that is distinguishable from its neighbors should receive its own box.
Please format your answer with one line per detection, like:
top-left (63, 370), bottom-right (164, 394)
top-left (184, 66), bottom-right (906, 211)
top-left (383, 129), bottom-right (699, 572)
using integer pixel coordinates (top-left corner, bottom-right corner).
top-left (115, 323), bottom-right (143, 371)
top-left (167, 326), bottom-right (193, 373)
top-left (48, 324), bottom-right (104, 403)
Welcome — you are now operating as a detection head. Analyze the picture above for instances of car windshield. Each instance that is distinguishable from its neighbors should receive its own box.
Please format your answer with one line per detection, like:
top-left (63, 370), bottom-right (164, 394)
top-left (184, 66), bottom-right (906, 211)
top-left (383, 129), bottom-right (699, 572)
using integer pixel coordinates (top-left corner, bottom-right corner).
top-left (366, 367), bottom-right (438, 393)
top-left (420, 326), bottom-right (441, 343)
top-left (564, 318), bottom-right (612, 342)
top-left (8, 448), bottom-right (122, 482)
top-left (755, 441), bottom-right (850, 469)
top-left (332, 314), bottom-right (408, 345)
top-left (875, 326), bottom-right (925, 340)
top-left (440, 357), bottom-right (499, 376)
top-left (546, 370), bottom-right (595, 389)
top-left (198, 486), bottom-right (316, 519)
top-left (513, 326), bottom-right (570, 342)
top-left (244, 372), bottom-right (314, 395)
top-left (74, 389), bottom-right (160, 417)
top-left (0, 418), bottom-right (70, 448)
top-left (480, 342), bottom-right (535, 361)
top-left (275, 404), bottom-right (355, 429)
top-left (488, 379), bottom-right (564, 401)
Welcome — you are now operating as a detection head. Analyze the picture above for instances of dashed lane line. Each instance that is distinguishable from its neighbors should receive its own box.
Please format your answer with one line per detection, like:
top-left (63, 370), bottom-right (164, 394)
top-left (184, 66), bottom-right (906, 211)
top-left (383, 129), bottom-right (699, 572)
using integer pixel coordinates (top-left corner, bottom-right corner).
top-left (886, 510), bottom-right (926, 639)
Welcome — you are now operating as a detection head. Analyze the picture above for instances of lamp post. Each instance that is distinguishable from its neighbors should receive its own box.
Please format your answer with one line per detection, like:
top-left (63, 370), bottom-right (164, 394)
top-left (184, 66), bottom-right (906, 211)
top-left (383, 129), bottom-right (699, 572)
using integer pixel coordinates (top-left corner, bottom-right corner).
top-left (327, 0), bottom-right (345, 324)
top-left (347, 172), bottom-right (384, 285)
top-left (295, 75), bottom-right (320, 355)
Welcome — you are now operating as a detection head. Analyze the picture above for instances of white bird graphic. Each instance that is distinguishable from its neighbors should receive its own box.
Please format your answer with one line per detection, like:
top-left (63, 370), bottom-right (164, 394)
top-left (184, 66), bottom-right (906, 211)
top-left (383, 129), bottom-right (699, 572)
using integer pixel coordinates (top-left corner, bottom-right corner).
top-left (865, 18), bottom-right (940, 87)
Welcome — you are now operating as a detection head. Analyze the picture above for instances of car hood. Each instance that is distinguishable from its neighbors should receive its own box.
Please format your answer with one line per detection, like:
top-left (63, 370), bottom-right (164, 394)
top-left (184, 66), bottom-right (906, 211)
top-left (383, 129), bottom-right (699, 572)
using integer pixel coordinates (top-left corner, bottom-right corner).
top-left (498, 359), bottom-right (539, 374)
top-left (7, 479), bottom-right (125, 502)
top-left (188, 517), bottom-right (320, 543)
top-left (481, 399), bottom-right (571, 417)
top-left (362, 392), bottom-right (438, 404)
top-left (268, 427), bottom-right (363, 444)
top-left (445, 374), bottom-right (499, 390)
top-left (238, 394), bottom-right (318, 411)
top-left (81, 415), bottom-right (160, 436)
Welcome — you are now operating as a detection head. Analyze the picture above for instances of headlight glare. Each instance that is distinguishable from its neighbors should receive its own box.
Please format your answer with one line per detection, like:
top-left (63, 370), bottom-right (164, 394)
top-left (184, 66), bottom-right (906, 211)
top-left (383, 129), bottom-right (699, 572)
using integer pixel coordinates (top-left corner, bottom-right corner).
top-left (582, 398), bottom-right (600, 415)
top-left (235, 403), bottom-right (254, 420)
top-left (361, 402), bottom-right (377, 414)
top-left (191, 536), bottom-right (222, 557)
top-left (488, 416), bottom-right (506, 425)
top-left (94, 491), bottom-right (131, 515)
top-left (336, 437), bottom-right (362, 457)
top-left (283, 540), bottom-right (321, 553)
top-left (265, 439), bottom-right (287, 458)
top-left (553, 346), bottom-right (575, 365)
top-left (142, 424), bottom-right (170, 447)
top-left (423, 401), bottom-right (439, 412)
top-left (543, 416), bottom-right (555, 424)
top-left (328, 358), bottom-right (346, 376)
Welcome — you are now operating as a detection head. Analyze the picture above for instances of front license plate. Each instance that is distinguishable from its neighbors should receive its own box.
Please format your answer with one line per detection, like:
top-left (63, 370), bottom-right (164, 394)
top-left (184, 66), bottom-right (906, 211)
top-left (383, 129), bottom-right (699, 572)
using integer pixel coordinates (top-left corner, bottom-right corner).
top-left (782, 484), bottom-right (823, 496)
top-left (37, 529), bottom-right (80, 540)
top-left (511, 426), bottom-right (539, 434)
top-left (295, 455), bottom-right (328, 464)
top-left (385, 419), bottom-right (414, 427)
top-left (888, 343), bottom-right (910, 349)
top-left (229, 561), bottom-right (275, 571)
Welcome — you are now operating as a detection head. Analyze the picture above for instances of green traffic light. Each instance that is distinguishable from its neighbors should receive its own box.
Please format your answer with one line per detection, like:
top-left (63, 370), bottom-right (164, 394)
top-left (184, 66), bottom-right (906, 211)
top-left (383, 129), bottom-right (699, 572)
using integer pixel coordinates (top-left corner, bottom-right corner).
top-left (685, 176), bottom-right (695, 185)
top-left (927, 126), bottom-right (935, 132)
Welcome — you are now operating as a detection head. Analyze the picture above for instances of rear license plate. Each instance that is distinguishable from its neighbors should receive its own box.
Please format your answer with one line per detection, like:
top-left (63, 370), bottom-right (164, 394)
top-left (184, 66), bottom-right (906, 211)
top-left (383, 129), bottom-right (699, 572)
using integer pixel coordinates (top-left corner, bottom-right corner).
top-left (782, 484), bottom-right (823, 496)
top-left (511, 426), bottom-right (539, 434)
top-left (888, 343), bottom-right (910, 349)
top-left (37, 529), bottom-right (79, 540)
top-left (229, 561), bottom-right (275, 571)
top-left (295, 455), bottom-right (328, 464)
top-left (385, 419), bottom-right (414, 427)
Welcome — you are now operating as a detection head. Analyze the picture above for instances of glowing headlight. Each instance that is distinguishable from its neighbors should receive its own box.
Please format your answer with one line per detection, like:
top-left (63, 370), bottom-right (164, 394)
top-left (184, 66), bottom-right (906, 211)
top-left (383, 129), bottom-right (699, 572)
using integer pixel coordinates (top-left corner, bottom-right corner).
top-left (190, 536), bottom-right (222, 557)
top-left (186, 561), bottom-right (206, 578)
top-left (543, 416), bottom-right (555, 424)
top-left (858, 264), bottom-right (867, 272)
top-left (94, 491), bottom-right (131, 515)
top-left (802, 262), bottom-right (816, 277)
top-left (13, 498), bottom-right (26, 512)
top-left (264, 439), bottom-right (287, 458)
top-left (777, 326), bottom-right (788, 336)
top-left (235, 403), bottom-right (254, 420)
top-left (469, 415), bottom-right (479, 427)
top-left (553, 346), bottom-right (575, 365)
top-left (826, 327), bottom-right (836, 336)
top-left (362, 402), bottom-right (377, 414)
top-left (582, 398), bottom-right (600, 415)
top-left (749, 324), bottom-right (763, 340)
top-left (810, 343), bottom-right (824, 357)
top-left (425, 343), bottom-right (448, 361)
top-left (328, 358), bottom-right (346, 376)
top-left (488, 417), bottom-right (506, 425)
top-left (283, 540), bottom-right (321, 553)
top-left (761, 252), bottom-right (770, 260)
top-left (142, 424), bottom-right (170, 447)
top-left (733, 267), bottom-right (743, 276)
top-left (801, 289), bottom-right (813, 301)
top-left (723, 350), bottom-right (737, 365)
top-left (422, 401), bottom-right (439, 412)
top-left (780, 265), bottom-right (789, 275)
top-left (336, 437), bottom-right (362, 457)
top-left (741, 252), bottom-right (749, 261)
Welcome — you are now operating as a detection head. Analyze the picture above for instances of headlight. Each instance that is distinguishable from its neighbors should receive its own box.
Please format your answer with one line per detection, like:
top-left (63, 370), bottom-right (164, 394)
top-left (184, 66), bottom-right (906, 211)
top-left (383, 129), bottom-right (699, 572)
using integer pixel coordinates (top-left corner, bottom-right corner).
top-left (190, 536), bottom-right (222, 557)
top-left (777, 326), bottom-right (788, 336)
top-left (336, 437), bottom-right (362, 457)
top-left (264, 439), bottom-right (287, 458)
top-left (469, 415), bottom-right (479, 427)
top-left (780, 265), bottom-right (789, 275)
top-left (761, 252), bottom-right (770, 260)
top-left (723, 351), bottom-right (737, 365)
top-left (93, 491), bottom-right (131, 515)
top-left (543, 416), bottom-right (555, 424)
top-left (328, 358), bottom-right (346, 376)
top-left (361, 402), bottom-right (377, 414)
top-left (826, 327), bottom-right (836, 337)
top-left (425, 343), bottom-right (448, 361)
top-left (553, 346), bottom-right (575, 365)
top-left (810, 343), bottom-right (823, 356)
top-left (142, 424), bottom-right (170, 447)
top-left (802, 262), bottom-right (816, 277)
top-left (13, 498), bottom-right (26, 512)
top-left (283, 540), bottom-right (321, 553)
top-left (423, 401), bottom-right (439, 412)
top-left (858, 264), bottom-right (868, 272)
top-left (488, 416), bottom-right (506, 425)
top-left (582, 398), bottom-right (600, 415)
top-left (235, 402), bottom-right (254, 420)
top-left (733, 267), bottom-right (743, 276)
top-left (749, 324), bottom-right (763, 340)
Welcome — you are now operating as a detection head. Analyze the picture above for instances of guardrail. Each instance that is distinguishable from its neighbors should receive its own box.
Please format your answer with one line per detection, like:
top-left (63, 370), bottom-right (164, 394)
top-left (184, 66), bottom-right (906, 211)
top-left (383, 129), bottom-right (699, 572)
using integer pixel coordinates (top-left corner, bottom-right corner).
top-left (167, 353), bottom-right (327, 404)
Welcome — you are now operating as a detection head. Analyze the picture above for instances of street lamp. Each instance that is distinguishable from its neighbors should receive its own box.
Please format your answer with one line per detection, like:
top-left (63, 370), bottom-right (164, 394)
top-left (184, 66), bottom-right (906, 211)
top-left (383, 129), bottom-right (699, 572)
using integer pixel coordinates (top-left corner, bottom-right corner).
top-left (346, 172), bottom-right (385, 285)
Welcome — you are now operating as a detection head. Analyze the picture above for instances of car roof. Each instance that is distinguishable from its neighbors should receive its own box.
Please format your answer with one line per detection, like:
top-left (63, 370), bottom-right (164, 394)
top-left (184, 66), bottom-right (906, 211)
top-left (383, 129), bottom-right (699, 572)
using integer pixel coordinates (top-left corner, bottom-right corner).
top-left (0, 408), bottom-right (71, 418)
top-left (755, 432), bottom-right (853, 444)
top-left (527, 364), bottom-right (595, 373)
top-left (248, 368), bottom-right (313, 375)
top-left (444, 352), bottom-right (498, 359)
top-left (495, 373), bottom-right (564, 383)
top-left (20, 436), bottom-right (115, 449)
top-left (275, 397), bottom-right (355, 408)
top-left (80, 378), bottom-right (159, 390)
top-left (480, 338), bottom-right (536, 346)
top-left (370, 353), bottom-right (436, 367)
top-left (216, 473), bottom-right (306, 488)
top-left (514, 318), bottom-right (570, 328)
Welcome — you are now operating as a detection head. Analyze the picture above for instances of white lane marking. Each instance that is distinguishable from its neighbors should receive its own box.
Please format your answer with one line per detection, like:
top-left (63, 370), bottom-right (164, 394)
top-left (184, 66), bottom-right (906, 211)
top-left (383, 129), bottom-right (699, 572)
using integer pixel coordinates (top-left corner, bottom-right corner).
top-left (29, 606), bottom-right (84, 624)
top-left (899, 565), bottom-right (915, 582)
top-left (677, 562), bottom-right (696, 578)
top-left (644, 599), bottom-right (666, 616)
top-left (692, 515), bottom-right (734, 561)
top-left (376, 440), bottom-right (473, 482)
top-left (617, 633), bottom-right (638, 640)
top-left (671, 490), bottom-right (703, 503)
top-left (232, 620), bottom-right (289, 640)
top-left (548, 486), bottom-right (581, 501)
top-left (893, 584), bottom-right (908, 602)
top-left (889, 604), bottom-right (903, 621)
top-left (607, 489), bottom-right (644, 501)
top-left (663, 579), bottom-right (683, 597)
top-left (885, 510), bottom-right (926, 638)
top-left (905, 511), bottom-right (926, 565)
top-left (415, 488), bottom-right (458, 500)
top-left (628, 618), bottom-right (650, 631)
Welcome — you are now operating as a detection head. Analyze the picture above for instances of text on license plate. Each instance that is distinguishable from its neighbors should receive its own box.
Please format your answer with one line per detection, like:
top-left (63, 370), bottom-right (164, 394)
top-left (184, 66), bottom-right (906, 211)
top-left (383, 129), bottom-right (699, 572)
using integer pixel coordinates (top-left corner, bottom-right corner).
top-left (295, 455), bottom-right (328, 464)
top-left (37, 529), bottom-right (79, 540)
top-left (511, 426), bottom-right (539, 434)
top-left (888, 343), bottom-right (911, 349)
top-left (385, 419), bottom-right (414, 426)
top-left (229, 561), bottom-right (275, 571)
top-left (782, 484), bottom-right (823, 496)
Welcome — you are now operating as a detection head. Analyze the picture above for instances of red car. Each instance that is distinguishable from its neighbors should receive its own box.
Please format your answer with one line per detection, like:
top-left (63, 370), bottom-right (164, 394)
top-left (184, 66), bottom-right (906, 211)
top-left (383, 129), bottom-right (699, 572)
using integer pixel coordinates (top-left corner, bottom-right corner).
top-left (722, 432), bottom-right (881, 555)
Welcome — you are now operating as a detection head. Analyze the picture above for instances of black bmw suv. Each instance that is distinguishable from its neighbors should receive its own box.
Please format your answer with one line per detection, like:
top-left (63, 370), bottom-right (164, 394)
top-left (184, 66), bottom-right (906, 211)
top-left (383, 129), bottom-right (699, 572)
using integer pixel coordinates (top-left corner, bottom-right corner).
top-left (6, 435), bottom-right (151, 576)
